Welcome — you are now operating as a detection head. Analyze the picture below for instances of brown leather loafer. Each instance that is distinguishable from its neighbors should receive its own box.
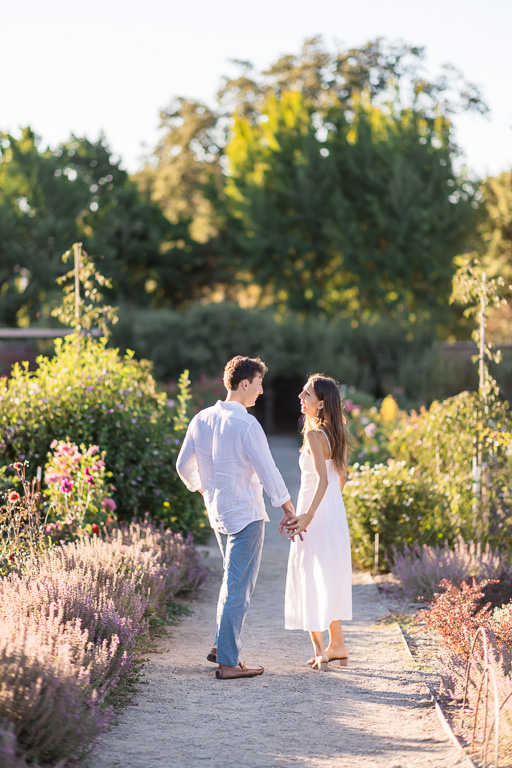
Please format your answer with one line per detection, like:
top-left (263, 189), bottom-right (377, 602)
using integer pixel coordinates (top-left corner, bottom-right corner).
top-left (206, 646), bottom-right (217, 663)
top-left (215, 662), bottom-right (264, 680)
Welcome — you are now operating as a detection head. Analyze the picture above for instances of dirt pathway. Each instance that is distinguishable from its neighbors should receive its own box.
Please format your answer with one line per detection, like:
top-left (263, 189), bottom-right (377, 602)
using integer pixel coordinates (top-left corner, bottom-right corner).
top-left (93, 435), bottom-right (467, 768)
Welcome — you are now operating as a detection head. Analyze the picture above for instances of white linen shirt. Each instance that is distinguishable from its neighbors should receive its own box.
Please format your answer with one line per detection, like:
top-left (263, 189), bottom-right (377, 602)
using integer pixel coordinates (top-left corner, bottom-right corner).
top-left (176, 400), bottom-right (290, 534)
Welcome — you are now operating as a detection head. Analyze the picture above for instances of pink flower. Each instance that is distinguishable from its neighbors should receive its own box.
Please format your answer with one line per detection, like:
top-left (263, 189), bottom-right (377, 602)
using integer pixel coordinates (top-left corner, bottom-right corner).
top-left (8, 491), bottom-right (20, 504)
top-left (364, 423), bottom-right (376, 438)
top-left (60, 479), bottom-right (73, 493)
top-left (12, 462), bottom-right (23, 472)
top-left (101, 497), bottom-right (117, 512)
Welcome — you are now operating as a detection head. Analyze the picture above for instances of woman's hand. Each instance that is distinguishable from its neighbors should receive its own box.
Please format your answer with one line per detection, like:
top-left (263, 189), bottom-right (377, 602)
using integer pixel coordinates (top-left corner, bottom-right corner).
top-left (286, 512), bottom-right (314, 540)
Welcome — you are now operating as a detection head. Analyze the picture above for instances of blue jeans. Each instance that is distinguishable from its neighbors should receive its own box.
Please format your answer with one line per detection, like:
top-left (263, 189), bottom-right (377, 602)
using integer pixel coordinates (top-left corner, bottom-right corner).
top-left (213, 519), bottom-right (265, 667)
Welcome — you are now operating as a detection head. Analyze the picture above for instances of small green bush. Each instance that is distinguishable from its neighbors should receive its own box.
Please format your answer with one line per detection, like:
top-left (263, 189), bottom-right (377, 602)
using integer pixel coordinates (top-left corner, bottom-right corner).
top-left (345, 460), bottom-right (455, 570)
top-left (388, 391), bottom-right (512, 543)
top-left (0, 335), bottom-right (208, 541)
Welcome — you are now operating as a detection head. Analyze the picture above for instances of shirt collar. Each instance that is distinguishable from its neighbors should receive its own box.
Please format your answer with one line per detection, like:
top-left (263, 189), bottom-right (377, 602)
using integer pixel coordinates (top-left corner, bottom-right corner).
top-left (217, 399), bottom-right (247, 412)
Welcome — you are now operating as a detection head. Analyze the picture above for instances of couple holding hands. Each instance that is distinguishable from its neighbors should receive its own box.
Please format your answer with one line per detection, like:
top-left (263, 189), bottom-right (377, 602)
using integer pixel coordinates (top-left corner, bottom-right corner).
top-left (177, 355), bottom-right (352, 680)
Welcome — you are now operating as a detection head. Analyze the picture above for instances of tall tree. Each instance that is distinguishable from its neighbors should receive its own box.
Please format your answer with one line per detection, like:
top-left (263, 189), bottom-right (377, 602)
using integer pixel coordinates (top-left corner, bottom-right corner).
top-left (0, 129), bottom-right (172, 325)
top-left (220, 90), bottom-right (479, 325)
top-left (474, 171), bottom-right (512, 340)
top-left (136, 36), bottom-right (487, 319)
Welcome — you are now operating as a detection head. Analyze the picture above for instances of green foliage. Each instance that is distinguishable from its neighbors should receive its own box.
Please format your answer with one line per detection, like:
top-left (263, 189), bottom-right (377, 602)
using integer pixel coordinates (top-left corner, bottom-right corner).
top-left (345, 460), bottom-right (454, 570)
top-left (111, 301), bottom-right (438, 403)
top-left (451, 258), bottom-right (508, 404)
top-left (221, 91), bottom-right (478, 323)
top-left (388, 391), bottom-right (512, 543)
top-left (51, 243), bottom-right (118, 334)
top-left (135, 36), bottom-right (485, 325)
top-left (0, 335), bottom-right (208, 541)
top-left (0, 129), bottom-right (172, 326)
top-left (479, 171), bottom-right (512, 285)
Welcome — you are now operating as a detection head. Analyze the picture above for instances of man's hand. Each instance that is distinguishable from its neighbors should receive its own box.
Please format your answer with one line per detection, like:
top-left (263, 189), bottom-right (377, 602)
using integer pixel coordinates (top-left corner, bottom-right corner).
top-left (279, 500), bottom-right (296, 535)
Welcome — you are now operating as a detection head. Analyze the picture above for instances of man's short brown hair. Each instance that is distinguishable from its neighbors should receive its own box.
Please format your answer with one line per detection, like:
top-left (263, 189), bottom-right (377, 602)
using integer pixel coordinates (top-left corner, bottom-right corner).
top-left (223, 356), bottom-right (268, 391)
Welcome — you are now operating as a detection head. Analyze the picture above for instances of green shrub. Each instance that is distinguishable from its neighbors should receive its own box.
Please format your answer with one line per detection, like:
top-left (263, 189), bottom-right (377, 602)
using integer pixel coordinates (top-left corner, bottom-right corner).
top-left (111, 302), bottom-right (436, 402)
top-left (0, 335), bottom-right (208, 542)
top-left (388, 391), bottom-right (512, 543)
top-left (345, 460), bottom-right (455, 570)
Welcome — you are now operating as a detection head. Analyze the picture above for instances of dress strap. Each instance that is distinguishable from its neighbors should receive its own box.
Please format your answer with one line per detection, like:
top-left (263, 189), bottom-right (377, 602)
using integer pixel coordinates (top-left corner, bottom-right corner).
top-left (317, 428), bottom-right (331, 458)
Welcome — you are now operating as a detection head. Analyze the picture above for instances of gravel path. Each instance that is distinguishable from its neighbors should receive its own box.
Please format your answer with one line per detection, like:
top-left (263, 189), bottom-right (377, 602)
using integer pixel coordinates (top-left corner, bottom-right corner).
top-left (92, 436), bottom-right (467, 768)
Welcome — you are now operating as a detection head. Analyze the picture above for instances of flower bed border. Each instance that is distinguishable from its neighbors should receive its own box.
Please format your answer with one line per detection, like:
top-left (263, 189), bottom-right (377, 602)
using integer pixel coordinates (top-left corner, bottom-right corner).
top-left (371, 574), bottom-right (478, 768)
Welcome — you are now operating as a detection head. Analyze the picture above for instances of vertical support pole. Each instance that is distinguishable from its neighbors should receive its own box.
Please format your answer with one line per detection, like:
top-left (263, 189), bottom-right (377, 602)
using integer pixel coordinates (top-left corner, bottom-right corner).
top-left (479, 272), bottom-right (486, 402)
top-left (473, 271), bottom-right (487, 537)
top-left (374, 532), bottom-right (379, 575)
top-left (73, 242), bottom-right (81, 336)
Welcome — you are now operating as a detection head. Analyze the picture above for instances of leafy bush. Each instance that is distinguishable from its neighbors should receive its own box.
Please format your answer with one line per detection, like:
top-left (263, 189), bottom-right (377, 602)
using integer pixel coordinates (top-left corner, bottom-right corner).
top-left (111, 302), bottom-right (437, 402)
top-left (0, 519), bottom-right (207, 765)
top-left (389, 391), bottom-right (512, 543)
top-left (0, 335), bottom-right (208, 541)
top-left (391, 537), bottom-right (512, 601)
top-left (344, 460), bottom-right (454, 570)
top-left (418, 578), bottom-right (494, 658)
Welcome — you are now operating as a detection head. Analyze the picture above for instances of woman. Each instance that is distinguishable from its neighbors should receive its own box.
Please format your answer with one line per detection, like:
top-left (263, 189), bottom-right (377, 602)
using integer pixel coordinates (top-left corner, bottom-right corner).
top-left (284, 374), bottom-right (352, 670)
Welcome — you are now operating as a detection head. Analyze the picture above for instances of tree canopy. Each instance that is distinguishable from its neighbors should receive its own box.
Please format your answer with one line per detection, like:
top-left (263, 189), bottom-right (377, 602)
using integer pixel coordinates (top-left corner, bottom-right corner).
top-left (0, 128), bottom-right (172, 325)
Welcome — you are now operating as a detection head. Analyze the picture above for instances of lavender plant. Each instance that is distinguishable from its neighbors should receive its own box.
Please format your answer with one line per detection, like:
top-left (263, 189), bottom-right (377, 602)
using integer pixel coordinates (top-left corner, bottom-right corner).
top-left (392, 536), bottom-right (512, 601)
top-left (0, 518), bottom-right (207, 765)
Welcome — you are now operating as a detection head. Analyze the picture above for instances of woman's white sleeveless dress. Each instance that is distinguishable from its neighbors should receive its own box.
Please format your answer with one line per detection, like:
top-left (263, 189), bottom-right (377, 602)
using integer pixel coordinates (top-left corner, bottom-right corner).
top-left (285, 433), bottom-right (352, 631)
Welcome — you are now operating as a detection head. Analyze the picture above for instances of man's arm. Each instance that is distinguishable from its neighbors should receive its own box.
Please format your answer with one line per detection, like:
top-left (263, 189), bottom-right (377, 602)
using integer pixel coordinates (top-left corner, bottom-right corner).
top-left (244, 420), bottom-right (292, 511)
top-left (176, 419), bottom-right (202, 492)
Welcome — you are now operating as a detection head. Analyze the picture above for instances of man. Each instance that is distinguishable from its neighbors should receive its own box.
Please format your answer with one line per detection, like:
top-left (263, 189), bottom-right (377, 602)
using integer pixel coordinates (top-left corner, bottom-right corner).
top-left (176, 355), bottom-right (295, 680)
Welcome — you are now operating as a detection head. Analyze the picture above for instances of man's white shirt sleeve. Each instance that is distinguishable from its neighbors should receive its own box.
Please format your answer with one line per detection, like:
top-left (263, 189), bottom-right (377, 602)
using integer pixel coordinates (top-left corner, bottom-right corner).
top-left (243, 420), bottom-right (290, 507)
top-left (176, 418), bottom-right (202, 492)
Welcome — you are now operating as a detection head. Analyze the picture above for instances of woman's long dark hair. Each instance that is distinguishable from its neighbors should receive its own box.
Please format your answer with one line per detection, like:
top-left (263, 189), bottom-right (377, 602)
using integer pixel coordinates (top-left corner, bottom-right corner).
top-left (302, 374), bottom-right (349, 474)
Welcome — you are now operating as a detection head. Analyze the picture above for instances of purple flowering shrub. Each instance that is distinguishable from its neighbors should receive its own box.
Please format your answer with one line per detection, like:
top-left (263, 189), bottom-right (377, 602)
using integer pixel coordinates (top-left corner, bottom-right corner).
top-left (391, 536), bottom-right (512, 601)
top-left (0, 519), bottom-right (207, 765)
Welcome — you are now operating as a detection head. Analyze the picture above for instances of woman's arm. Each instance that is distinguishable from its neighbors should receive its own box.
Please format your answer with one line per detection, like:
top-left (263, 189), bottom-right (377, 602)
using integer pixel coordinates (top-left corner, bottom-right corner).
top-left (287, 431), bottom-right (328, 538)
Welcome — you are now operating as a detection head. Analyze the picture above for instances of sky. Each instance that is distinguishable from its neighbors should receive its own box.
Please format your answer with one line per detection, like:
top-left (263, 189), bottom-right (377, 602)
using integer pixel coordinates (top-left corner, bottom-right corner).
top-left (2, 0), bottom-right (511, 178)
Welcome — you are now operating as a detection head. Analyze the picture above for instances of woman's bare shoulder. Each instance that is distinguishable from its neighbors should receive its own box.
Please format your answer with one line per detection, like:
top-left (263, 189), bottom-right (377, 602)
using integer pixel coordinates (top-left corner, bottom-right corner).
top-left (305, 429), bottom-right (329, 456)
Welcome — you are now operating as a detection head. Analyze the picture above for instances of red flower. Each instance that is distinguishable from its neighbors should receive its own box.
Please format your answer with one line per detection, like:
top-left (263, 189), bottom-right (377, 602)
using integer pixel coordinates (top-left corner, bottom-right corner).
top-left (13, 462), bottom-right (23, 472)
top-left (8, 491), bottom-right (20, 504)
top-left (91, 523), bottom-right (100, 535)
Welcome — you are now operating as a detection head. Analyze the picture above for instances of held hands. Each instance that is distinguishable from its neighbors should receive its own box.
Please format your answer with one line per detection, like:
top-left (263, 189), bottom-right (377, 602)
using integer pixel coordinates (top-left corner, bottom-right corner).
top-left (285, 512), bottom-right (314, 540)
